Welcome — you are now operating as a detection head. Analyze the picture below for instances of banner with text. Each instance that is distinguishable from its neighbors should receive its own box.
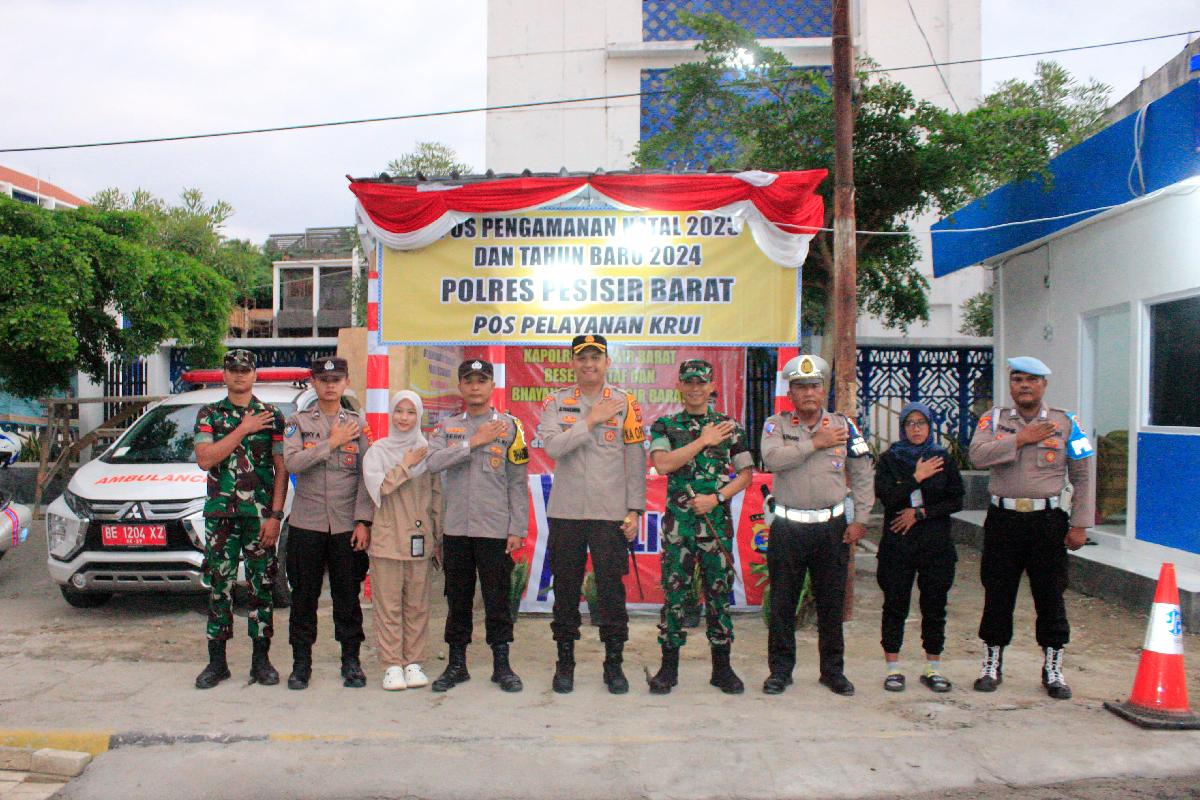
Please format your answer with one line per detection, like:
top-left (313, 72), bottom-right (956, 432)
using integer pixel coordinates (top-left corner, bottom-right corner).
top-left (380, 210), bottom-right (799, 345)
top-left (517, 473), bottom-right (774, 612)
top-left (504, 345), bottom-right (745, 474)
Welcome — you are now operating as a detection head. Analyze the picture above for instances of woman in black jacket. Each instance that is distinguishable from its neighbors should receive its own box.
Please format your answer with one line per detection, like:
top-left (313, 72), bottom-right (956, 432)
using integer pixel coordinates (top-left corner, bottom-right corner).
top-left (874, 402), bottom-right (964, 693)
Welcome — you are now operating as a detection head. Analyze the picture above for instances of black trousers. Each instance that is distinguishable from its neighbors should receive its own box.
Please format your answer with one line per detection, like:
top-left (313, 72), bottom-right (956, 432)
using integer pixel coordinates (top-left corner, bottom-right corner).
top-left (286, 526), bottom-right (369, 648)
top-left (443, 535), bottom-right (514, 647)
top-left (978, 506), bottom-right (1070, 649)
top-left (548, 518), bottom-right (629, 644)
top-left (876, 528), bottom-right (957, 655)
top-left (766, 516), bottom-right (849, 678)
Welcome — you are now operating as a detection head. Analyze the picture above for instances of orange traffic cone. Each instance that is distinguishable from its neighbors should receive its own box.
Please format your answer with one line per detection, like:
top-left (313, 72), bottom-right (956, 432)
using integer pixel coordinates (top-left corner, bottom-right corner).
top-left (1105, 563), bottom-right (1200, 729)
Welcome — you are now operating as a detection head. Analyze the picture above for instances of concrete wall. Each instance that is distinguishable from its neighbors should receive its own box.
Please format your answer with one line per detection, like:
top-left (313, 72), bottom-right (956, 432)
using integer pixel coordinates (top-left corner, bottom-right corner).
top-left (994, 181), bottom-right (1200, 550)
top-left (485, 0), bottom-right (987, 344)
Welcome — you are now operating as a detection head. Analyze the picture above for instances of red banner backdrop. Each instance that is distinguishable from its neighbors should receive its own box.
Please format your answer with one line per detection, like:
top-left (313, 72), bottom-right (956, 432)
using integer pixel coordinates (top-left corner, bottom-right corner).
top-left (516, 473), bottom-right (773, 612)
top-left (504, 345), bottom-right (745, 474)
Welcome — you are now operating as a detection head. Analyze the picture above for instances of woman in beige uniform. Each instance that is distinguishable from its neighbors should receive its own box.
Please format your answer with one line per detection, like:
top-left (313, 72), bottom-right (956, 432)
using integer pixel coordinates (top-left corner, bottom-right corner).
top-left (362, 390), bottom-right (443, 691)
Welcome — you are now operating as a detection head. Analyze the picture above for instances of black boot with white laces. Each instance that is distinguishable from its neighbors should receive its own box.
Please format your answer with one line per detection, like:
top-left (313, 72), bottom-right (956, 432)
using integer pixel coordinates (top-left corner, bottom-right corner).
top-left (1042, 646), bottom-right (1072, 700)
top-left (972, 644), bottom-right (1004, 692)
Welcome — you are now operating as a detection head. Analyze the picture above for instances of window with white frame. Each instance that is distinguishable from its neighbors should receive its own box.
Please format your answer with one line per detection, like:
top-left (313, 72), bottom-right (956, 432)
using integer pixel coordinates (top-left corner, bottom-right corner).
top-left (1148, 294), bottom-right (1200, 427)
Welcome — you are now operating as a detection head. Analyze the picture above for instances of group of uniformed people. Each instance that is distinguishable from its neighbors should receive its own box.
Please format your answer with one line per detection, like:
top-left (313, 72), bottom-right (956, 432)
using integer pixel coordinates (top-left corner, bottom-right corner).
top-left (192, 338), bottom-right (1095, 701)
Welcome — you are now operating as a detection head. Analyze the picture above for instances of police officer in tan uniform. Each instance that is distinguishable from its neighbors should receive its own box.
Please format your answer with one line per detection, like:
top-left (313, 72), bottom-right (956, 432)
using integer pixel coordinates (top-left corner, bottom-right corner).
top-left (282, 357), bottom-right (375, 690)
top-left (969, 356), bottom-right (1095, 700)
top-left (760, 354), bottom-right (874, 696)
top-left (537, 334), bottom-right (646, 695)
top-left (425, 358), bottom-right (530, 694)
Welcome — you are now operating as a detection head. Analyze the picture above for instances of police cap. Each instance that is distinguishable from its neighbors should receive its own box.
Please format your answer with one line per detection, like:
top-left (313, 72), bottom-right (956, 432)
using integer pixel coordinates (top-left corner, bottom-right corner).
top-left (782, 354), bottom-right (828, 385)
top-left (1006, 356), bottom-right (1051, 377)
top-left (458, 359), bottom-right (495, 380)
top-left (571, 334), bottom-right (607, 354)
top-left (311, 356), bottom-right (349, 378)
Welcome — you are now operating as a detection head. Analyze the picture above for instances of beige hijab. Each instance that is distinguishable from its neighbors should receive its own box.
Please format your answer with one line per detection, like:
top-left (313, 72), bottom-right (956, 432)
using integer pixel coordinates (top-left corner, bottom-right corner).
top-left (362, 390), bottom-right (427, 506)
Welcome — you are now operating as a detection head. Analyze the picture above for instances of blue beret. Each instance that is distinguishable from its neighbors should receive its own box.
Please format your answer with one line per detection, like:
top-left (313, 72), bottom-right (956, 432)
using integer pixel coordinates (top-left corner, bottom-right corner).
top-left (1007, 356), bottom-right (1051, 377)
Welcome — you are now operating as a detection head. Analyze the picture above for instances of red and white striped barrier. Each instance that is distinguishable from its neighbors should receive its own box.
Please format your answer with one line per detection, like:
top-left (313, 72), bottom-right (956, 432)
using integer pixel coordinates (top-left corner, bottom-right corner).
top-left (1105, 562), bottom-right (1200, 729)
top-left (365, 244), bottom-right (390, 439)
top-left (774, 346), bottom-right (799, 413)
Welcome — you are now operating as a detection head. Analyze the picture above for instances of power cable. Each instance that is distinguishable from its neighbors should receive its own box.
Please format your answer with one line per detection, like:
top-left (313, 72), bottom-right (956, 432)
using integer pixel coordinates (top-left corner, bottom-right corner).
top-left (905, 0), bottom-right (961, 112)
top-left (1, 29), bottom-right (1195, 154)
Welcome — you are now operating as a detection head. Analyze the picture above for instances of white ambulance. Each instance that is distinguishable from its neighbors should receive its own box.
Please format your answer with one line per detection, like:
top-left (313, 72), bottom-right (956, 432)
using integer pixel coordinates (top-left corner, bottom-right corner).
top-left (45, 368), bottom-right (340, 608)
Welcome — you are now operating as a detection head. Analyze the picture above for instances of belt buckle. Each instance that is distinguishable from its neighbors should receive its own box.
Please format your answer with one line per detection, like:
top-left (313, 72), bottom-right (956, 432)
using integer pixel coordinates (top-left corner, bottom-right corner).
top-left (1015, 498), bottom-right (1034, 513)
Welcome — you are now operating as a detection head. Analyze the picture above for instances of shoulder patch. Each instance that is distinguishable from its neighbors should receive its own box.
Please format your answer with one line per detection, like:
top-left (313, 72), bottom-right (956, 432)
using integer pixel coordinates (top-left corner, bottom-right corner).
top-left (507, 418), bottom-right (529, 465)
top-left (284, 424), bottom-right (297, 438)
top-left (978, 415), bottom-right (993, 431)
top-left (622, 394), bottom-right (645, 445)
top-left (764, 422), bottom-right (776, 435)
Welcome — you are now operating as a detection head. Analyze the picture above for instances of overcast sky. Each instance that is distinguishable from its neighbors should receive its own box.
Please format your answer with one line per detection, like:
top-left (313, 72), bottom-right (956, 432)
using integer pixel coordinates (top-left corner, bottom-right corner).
top-left (2, 1), bottom-right (1196, 244)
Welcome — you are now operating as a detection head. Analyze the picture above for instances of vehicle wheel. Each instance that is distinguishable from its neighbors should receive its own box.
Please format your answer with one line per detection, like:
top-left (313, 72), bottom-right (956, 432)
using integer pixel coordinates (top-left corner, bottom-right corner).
top-left (59, 585), bottom-right (113, 608)
top-left (272, 525), bottom-right (292, 608)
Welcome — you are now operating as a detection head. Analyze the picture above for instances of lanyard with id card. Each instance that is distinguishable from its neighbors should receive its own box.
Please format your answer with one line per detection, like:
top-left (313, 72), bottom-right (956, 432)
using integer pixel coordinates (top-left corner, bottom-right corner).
top-left (411, 519), bottom-right (425, 558)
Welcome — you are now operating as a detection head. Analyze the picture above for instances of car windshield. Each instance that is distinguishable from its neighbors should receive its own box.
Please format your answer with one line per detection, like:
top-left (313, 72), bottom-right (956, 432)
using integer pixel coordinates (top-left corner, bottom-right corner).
top-left (102, 402), bottom-right (297, 464)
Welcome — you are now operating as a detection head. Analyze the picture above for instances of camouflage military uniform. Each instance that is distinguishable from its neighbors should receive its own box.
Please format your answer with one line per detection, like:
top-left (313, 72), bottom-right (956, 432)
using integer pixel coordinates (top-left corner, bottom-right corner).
top-left (194, 396), bottom-right (286, 641)
top-left (649, 408), bottom-right (753, 649)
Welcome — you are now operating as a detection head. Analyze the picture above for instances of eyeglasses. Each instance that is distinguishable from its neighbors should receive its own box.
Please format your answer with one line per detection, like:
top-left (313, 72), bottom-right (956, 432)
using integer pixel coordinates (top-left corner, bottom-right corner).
top-left (903, 419), bottom-right (930, 429)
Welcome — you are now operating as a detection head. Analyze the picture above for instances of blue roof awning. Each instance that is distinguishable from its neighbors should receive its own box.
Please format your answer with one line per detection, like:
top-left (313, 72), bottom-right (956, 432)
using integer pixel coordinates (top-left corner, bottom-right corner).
top-left (932, 79), bottom-right (1200, 277)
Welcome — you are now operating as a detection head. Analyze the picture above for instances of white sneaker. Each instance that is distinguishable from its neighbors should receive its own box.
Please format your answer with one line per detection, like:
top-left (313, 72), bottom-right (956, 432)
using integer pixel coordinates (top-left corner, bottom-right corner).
top-left (404, 663), bottom-right (429, 688)
top-left (382, 665), bottom-right (407, 691)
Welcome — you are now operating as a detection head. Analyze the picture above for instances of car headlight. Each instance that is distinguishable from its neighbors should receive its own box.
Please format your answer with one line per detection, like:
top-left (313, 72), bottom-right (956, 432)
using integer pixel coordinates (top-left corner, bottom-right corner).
top-left (184, 513), bottom-right (206, 550)
top-left (47, 509), bottom-right (87, 561)
top-left (62, 488), bottom-right (90, 517)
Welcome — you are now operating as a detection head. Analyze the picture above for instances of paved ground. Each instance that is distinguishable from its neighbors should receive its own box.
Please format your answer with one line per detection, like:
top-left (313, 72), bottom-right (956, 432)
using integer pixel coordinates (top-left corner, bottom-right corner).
top-left (0, 771), bottom-right (64, 800)
top-left (1, 520), bottom-right (1199, 800)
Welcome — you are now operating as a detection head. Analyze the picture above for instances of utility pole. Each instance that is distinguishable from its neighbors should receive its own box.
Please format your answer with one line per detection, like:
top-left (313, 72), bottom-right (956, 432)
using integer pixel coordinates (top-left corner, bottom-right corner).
top-left (831, 0), bottom-right (859, 619)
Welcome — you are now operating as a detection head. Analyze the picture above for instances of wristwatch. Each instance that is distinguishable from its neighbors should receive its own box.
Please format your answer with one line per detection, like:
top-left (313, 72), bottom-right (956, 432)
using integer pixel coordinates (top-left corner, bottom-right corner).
top-left (269, 510), bottom-right (284, 521)
top-left (355, 519), bottom-right (372, 528)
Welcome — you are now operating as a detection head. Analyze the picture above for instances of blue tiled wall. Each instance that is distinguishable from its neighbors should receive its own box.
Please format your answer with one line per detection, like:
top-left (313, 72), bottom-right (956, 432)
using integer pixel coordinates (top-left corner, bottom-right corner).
top-left (643, 0), bottom-right (832, 42)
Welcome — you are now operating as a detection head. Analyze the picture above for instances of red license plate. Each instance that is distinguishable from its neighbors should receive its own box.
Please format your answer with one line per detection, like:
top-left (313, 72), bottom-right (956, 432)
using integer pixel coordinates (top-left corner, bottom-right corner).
top-left (101, 524), bottom-right (167, 547)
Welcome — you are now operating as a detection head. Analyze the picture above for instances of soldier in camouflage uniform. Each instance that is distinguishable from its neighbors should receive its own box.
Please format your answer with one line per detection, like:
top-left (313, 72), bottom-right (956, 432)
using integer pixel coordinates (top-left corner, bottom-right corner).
top-left (647, 359), bottom-right (754, 695)
top-left (193, 349), bottom-right (288, 689)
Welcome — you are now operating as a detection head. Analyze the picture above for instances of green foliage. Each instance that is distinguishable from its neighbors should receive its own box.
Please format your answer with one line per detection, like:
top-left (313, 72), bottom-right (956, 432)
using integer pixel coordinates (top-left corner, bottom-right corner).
top-left (0, 196), bottom-right (232, 398)
top-left (959, 288), bottom-right (994, 337)
top-left (91, 187), bottom-right (271, 306)
top-left (386, 141), bottom-right (472, 178)
top-left (634, 12), bottom-right (1110, 333)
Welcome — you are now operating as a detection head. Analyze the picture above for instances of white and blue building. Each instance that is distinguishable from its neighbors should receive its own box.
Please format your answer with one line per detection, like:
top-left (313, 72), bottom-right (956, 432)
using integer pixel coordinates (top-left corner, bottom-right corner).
top-left (933, 44), bottom-right (1200, 627)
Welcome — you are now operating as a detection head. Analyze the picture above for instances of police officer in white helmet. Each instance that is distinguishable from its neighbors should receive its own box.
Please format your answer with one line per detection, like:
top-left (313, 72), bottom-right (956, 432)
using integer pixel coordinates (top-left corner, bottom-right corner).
top-left (760, 354), bottom-right (874, 696)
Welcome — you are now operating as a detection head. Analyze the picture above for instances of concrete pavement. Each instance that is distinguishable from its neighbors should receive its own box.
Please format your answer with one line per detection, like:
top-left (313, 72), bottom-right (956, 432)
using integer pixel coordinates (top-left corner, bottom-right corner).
top-left (2, 522), bottom-right (1199, 799)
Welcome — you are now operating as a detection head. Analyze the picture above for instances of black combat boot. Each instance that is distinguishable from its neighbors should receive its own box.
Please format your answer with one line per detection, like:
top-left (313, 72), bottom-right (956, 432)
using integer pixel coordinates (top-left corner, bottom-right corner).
top-left (490, 643), bottom-right (523, 693)
top-left (762, 671), bottom-right (793, 695)
top-left (647, 645), bottom-right (679, 695)
top-left (709, 643), bottom-right (744, 694)
top-left (602, 640), bottom-right (629, 695)
top-left (340, 641), bottom-right (366, 688)
top-left (1042, 646), bottom-right (1072, 700)
top-left (195, 638), bottom-right (231, 690)
top-left (973, 644), bottom-right (1004, 692)
top-left (432, 643), bottom-right (470, 692)
top-left (249, 638), bottom-right (279, 686)
top-left (552, 640), bottom-right (575, 694)
top-left (287, 644), bottom-right (312, 691)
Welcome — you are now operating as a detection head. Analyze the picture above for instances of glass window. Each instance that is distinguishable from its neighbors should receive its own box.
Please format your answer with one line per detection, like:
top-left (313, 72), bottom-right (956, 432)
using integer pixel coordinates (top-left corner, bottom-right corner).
top-left (103, 402), bottom-right (297, 464)
top-left (1148, 295), bottom-right (1200, 427)
top-left (279, 269), bottom-right (313, 310)
top-left (319, 267), bottom-right (351, 310)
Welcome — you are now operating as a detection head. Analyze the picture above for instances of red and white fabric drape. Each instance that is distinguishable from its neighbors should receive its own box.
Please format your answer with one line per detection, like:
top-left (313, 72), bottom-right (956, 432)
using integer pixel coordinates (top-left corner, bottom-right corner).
top-left (350, 170), bottom-right (827, 268)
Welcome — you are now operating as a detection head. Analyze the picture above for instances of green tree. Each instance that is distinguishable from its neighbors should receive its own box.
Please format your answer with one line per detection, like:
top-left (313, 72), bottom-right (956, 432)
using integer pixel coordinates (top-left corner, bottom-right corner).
top-left (386, 141), bottom-right (473, 178)
top-left (91, 187), bottom-right (271, 307)
top-left (634, 13), bottom-right (1110, 334)
top-left (0, 197), bottom-right (232, 398)
top-left (959, 288), bottom-right (993, 337)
